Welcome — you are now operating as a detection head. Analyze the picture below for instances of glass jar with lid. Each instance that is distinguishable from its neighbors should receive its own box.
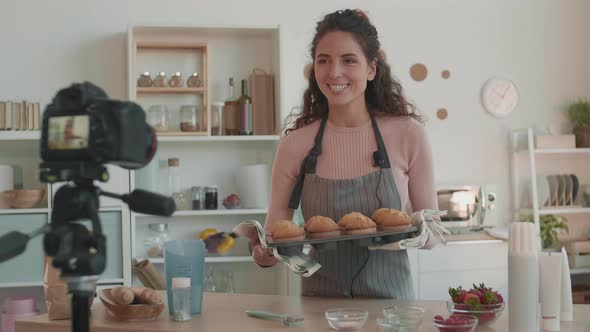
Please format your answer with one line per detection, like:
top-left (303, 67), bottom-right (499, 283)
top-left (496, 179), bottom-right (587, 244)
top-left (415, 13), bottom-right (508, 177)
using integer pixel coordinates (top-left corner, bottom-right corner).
top-left (148, 105), bottom-right (169, 131)
top-left (205, 185), bottom-right (218, 210)
top-left (191, 186), bottom-right (204, 210)
top-left (153, 72), bottom-right (167, 87)
top-left (180, 105), bottom-right (199, 132)
top-left (168, 72), bottom-right (184, 88)
top-left (187, 72), bottom-right (202, 88)
top-left (137, 72), bottom-right (153, 87)
top-left (144, 223), bottom-right (170, 257)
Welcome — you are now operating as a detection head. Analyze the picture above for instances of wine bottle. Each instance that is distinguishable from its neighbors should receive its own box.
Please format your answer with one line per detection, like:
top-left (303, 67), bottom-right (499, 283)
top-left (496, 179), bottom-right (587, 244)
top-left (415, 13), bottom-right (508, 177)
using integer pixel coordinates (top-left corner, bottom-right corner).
top-left (224, 78), bottom-right (239, 135)
top-left (238, 79), bottom-right (253, 135)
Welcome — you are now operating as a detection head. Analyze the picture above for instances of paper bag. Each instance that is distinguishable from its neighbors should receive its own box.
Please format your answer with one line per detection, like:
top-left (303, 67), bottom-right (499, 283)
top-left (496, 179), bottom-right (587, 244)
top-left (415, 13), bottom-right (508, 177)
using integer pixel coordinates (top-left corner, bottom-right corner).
top-left (249, 69), bottom-right (275, 135)
top-left (43, 256), bottom-right (95, 320)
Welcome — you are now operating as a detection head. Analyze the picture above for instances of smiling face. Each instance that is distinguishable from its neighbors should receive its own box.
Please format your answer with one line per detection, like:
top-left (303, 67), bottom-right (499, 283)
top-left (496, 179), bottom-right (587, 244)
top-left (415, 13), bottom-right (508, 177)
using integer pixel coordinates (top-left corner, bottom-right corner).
top-left (314, 30), bottom-right (376, 113)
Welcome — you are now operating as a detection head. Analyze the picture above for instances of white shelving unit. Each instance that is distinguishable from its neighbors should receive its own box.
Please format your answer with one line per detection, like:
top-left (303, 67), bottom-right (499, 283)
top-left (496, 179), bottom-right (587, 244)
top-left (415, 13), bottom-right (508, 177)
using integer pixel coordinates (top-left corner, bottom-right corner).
top-left (511, 128), bottom-right (590, 275)
top-left (0, 132), bottom-right (131, 289)
top-left (127, 25), bottom-right (284, 295)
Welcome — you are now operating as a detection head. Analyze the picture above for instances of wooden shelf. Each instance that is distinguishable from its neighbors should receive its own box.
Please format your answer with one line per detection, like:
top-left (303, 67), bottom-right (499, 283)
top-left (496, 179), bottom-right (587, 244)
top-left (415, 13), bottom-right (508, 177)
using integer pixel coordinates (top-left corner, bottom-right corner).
top-left (135, 208), bottom-right (267, 218)
top-left (148, 256), bottom-right (252, 264)
top-left (517, 207), bottom-right (590, 215)
top-left (137, 87), bottom-right (206, 94)
top-left (0, 208), bottom-right (49, 215)
top-left (136, 41), bottom-right (207, 49)
top-left (0, 131), bottom-right (40, 141)
top-left (157, 135), bottom-right (280, 142)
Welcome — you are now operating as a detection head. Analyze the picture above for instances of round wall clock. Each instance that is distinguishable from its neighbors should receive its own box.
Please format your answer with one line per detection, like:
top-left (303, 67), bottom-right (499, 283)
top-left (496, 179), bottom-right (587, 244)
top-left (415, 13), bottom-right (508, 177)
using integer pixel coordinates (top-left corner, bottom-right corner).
top-left (480, 77), bottom-right (519, 117)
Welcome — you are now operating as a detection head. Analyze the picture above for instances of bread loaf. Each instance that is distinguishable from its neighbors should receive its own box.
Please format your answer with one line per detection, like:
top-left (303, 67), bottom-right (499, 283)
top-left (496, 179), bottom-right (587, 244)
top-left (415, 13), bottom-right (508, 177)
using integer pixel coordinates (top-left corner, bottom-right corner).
top-left (338, 212), bottom-right (376, 234)
top-left (371, 208), bottom-right (412, 229)
top-left (271, 220), bottom-right (305, 240)
top-left (110, 286), bottom-right (134, 305)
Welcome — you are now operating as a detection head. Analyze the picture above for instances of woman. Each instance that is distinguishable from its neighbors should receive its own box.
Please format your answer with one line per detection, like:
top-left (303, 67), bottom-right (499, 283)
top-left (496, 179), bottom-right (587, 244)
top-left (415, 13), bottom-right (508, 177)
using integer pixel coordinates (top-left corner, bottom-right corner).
top-left (250, 9), bottom-right (437, 299)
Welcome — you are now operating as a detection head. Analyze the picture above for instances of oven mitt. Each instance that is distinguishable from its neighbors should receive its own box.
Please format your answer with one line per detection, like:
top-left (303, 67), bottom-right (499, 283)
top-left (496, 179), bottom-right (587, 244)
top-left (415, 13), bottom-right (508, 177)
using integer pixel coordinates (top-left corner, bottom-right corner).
top-left (233, 220), bottom-right (321, 277)
top-left (368, 209), bottom-right (450, 251)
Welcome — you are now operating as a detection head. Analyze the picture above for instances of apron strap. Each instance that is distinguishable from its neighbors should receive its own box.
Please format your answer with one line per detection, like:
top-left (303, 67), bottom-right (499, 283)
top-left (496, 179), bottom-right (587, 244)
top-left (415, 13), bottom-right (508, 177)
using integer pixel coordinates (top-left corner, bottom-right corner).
top-left (370, 114), bottom-right (391, 169)
top-left (288, 117), bottom-right (328, 209)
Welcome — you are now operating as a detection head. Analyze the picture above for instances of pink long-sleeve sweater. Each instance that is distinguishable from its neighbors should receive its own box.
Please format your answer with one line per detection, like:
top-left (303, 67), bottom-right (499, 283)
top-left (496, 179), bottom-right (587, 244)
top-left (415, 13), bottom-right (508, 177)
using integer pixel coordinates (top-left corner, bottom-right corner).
top-left (264, 115), bottom-right (437, 234)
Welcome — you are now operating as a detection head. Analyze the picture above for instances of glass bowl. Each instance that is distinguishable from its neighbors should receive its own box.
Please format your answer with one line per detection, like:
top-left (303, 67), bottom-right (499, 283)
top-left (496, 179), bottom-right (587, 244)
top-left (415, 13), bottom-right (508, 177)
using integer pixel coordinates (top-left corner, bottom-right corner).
top-left (378, 305), bottom-right (424, 331)
top-left (446, 300), bottom-right (505, 326)
top-left (433, 314), bottom-right (478, 332)
top-left (325, 308), bottom-right (368, 330)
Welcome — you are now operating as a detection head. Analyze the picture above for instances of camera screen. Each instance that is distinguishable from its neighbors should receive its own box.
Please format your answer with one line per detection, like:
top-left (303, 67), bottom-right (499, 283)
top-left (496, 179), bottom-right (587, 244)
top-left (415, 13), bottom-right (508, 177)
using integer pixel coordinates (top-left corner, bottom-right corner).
top-left (48, 115), bottom-right (90, 150)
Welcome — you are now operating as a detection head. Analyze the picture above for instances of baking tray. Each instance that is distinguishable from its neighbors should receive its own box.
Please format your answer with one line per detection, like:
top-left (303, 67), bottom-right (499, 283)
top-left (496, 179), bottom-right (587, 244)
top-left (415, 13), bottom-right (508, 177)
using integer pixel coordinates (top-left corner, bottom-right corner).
top-left (266, 226), bottom-right (419, 256)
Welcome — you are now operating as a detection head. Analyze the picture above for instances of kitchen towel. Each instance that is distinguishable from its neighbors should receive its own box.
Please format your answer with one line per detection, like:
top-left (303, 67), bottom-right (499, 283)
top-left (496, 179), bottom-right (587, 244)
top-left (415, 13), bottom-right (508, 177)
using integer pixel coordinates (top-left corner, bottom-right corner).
top-left (235, 164), bottom-right (270, 209)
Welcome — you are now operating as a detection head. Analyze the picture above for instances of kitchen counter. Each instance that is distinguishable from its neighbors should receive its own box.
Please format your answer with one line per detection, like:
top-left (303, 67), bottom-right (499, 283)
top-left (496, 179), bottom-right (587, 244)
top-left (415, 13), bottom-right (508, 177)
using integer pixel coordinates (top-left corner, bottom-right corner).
top-left (445, 230), bottom-right (504, 244)
top-left (15, 292), bottom-right (590, 331)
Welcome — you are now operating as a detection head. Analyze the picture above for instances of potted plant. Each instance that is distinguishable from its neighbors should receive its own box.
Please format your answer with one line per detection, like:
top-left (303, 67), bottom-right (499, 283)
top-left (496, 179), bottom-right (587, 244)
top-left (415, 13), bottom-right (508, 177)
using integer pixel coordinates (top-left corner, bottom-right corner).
top-left (527, 215), bottom-right (569, 250)
top-left (567, 99), bottom-right (590, 147)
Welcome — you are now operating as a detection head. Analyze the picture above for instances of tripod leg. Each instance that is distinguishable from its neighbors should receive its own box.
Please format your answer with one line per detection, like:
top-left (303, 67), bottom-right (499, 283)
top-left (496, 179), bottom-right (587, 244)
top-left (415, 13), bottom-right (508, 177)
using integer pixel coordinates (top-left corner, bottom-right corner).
top-left (71, 292), bottom-right (90, 332)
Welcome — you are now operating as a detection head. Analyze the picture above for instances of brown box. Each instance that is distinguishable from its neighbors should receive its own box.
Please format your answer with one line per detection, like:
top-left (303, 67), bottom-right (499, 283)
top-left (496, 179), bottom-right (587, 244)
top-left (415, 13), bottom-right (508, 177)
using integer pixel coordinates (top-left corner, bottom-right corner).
top-left (249, 70), bottom-right (275, 135)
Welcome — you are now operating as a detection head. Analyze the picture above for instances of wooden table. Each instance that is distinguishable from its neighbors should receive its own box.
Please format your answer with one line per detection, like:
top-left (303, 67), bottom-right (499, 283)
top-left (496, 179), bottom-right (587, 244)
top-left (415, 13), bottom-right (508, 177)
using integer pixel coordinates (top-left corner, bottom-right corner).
top-left (15, 292), bottom-right (590, 331)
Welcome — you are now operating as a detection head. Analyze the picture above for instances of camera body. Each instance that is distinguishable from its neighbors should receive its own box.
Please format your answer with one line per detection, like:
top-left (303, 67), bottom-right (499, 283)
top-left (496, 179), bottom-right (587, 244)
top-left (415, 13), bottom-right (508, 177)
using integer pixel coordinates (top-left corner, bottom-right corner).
top-left (40, 82), bottom-right (156, 171)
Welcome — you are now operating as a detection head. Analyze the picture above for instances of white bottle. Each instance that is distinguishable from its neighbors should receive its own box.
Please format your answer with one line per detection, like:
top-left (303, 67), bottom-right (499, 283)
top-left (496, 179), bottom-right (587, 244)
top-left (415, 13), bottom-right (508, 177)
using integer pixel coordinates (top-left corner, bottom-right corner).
top-left (508, 222), bottom-right (539, 332)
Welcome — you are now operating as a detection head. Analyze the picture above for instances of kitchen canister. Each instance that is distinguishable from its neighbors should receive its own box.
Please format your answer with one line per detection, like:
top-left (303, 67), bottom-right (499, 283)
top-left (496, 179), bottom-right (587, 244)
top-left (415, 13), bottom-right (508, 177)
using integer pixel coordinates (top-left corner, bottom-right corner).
top-left (135, 151), bottom-right (160, 192)
top-left (0, 165), bottom-right (14, 209)
top-left (2, 296), bottom-right (40, 332)
top-left (234, 164), bottom-right (270, 209)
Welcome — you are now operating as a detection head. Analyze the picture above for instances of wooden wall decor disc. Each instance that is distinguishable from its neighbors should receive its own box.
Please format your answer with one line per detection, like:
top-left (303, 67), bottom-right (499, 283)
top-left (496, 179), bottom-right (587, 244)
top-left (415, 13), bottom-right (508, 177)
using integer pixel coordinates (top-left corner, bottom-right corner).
top-left (437, 108), bottom-right (448, 120)
top-left (410, 63), bottom-right (428, 81)
top-left (441, 70), bottom-right (450, 79)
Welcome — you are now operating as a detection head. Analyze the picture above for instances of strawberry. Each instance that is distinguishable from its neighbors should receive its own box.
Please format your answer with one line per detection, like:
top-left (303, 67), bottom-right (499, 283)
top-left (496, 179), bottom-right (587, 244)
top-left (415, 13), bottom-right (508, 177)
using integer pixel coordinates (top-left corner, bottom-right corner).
top-left (495, 292), bottom-right (504, 303)
top-left (463, 293), bottom-right (481, 306)
top-left (466, 289), bottom-right (483, 303)
top-left (449, 286), bottom-right (466, 303)
top-left (481, 289), bottom-right (498, 304)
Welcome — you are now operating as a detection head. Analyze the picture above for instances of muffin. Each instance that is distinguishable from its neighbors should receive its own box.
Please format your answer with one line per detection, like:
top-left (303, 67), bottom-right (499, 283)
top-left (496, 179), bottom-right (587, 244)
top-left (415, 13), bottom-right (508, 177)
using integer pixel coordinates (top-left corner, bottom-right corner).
top-left (371, 208), bottom-right (413, 230)
top-left (304, 216), bottom-right (341, 239)
top-left (271, 220), bottom-right (306, 241)
top-left (338, 212), bottom-right (377, 235)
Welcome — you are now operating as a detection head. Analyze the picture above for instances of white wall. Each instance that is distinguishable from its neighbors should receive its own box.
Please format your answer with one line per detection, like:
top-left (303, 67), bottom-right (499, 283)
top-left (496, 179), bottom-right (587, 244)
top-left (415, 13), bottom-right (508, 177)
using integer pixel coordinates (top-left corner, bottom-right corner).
top-left (1, 0), bottom-right (589, 225)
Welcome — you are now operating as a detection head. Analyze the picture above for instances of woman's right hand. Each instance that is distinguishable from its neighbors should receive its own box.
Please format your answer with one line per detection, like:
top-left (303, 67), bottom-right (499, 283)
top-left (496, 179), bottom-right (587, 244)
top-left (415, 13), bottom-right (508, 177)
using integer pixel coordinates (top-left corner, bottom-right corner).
top-left (250, 238), bottom-right (278, 267)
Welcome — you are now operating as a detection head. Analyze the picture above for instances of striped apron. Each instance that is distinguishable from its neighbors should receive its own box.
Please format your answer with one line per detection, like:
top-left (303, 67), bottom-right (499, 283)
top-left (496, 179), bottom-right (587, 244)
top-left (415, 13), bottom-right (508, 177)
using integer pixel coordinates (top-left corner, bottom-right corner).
top-left (288, 115), bottom-right (414, 299)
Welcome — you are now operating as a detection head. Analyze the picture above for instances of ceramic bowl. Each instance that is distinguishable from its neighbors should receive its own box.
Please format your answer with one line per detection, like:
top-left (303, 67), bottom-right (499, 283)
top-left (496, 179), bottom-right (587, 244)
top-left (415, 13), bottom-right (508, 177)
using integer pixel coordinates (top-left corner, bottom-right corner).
top-left (3, 189), bottom-right (46, 209)
top-left (325, 308), bottom-right (368, 330)
top-left (99, 289), bottom-right (164, 321)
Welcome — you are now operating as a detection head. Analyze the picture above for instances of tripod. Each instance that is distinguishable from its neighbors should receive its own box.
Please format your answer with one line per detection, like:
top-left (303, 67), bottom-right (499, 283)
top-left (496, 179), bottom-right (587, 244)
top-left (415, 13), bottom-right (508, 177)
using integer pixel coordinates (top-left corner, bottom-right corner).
top-left (0, 162), bottom-right (175, 332)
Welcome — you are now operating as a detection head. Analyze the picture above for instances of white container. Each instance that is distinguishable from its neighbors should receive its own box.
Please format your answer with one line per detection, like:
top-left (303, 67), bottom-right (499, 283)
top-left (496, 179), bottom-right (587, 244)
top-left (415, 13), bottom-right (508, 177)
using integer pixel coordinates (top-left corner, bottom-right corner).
top-left (540, 252), bottom-right (562, 331)
top-left (508, 222), bottom-right (539, 332)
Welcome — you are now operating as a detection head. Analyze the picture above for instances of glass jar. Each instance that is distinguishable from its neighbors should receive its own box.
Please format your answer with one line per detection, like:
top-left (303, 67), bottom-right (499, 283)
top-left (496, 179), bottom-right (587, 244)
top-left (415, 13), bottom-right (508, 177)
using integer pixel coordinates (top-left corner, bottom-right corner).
top-left (143, 223), bottom-right (169, 257)
top-left (191, 186), bottom-right (204, 210)
top-left (168, 72), bottom-right (184, 88)
top-left (187, 72), bottom-right (202, 88)
top-left (205, 186), bottom-right (218, 210)
top-left (148, 105), bottom-right (169, 131)
top-left (137, 72), bottom-right (153, 87)
top-left (168, 158), bottom-right (187, 210)
top-left (211, 102), bottom-right (224, 136)
top-left (180, 105), bottom-right (199, 132)
top-left (172, 277), bottom-right (192, 321)
top-left (153, 72), bottom-right (167, 87)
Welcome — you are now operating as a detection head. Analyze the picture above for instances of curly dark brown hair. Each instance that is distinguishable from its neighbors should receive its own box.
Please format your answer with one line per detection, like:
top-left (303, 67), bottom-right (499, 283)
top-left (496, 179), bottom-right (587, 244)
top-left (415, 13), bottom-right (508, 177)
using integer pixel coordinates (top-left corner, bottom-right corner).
top-left (284, 9), bottom-right (421, 136)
